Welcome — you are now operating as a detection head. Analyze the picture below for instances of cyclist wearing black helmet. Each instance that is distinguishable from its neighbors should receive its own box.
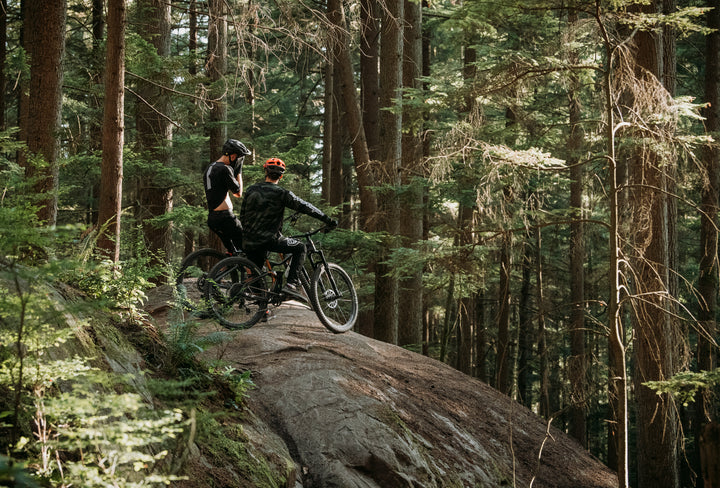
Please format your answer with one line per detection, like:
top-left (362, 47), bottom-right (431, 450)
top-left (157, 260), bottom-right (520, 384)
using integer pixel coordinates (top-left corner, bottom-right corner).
top-left (204, 139), bottom-right (251, 254)
top-left (240, 157), bottom-right (337, 296)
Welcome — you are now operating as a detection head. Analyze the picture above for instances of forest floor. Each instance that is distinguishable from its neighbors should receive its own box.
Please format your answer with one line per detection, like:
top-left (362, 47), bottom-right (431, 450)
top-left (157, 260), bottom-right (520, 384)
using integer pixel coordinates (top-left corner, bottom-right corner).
top-left (143, 284), bottom-right (617, 487)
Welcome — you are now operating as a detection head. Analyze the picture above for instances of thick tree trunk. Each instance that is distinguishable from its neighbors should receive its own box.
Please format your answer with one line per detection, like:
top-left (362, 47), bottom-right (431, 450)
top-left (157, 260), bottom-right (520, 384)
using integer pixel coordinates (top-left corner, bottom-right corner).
top-left (205, 0), bottom-right (227, 253)
top-left (701, 423), bottom-right (720, 488)
top-left (97, 0), bottom-right (126, 261)
top-left (630, 13), bottom-right (679, 488)
top-left (360, 0), bottom-right (380, 161)
top-left (207, 0), bottom-right (227, 161)
top-left (328, 0), bottom-right (377, 336)
top-left (136, 0), bottom-right (173, 263)
top-left (326, 0), bottom-right (376, 229)
top-left (18, 0), bottom-right (67, 226)
top-left (397, 0), bottom-right (423, 347)
top-left (696, 2), bottom-right (720, 486)
top-left (373, 0), bottom-right (403, 344)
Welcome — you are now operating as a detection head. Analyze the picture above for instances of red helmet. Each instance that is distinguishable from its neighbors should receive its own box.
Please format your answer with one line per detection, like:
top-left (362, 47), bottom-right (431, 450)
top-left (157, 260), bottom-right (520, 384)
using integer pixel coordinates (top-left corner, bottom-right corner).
top-left (263, 157), bottom-right (286, 175)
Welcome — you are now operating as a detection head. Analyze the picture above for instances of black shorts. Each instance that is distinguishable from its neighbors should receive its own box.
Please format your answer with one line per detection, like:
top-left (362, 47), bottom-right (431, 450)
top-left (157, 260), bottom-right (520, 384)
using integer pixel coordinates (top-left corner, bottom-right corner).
top-left (207, 210), bottom-right (243, 254)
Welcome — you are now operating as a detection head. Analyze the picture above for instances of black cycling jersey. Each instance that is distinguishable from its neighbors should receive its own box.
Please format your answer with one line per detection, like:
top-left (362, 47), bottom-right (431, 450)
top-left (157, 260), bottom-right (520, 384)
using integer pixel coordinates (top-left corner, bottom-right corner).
top-left (204, 161), bottom-right (241, 210)
top-left (240, 181), bottom-right (329, 250)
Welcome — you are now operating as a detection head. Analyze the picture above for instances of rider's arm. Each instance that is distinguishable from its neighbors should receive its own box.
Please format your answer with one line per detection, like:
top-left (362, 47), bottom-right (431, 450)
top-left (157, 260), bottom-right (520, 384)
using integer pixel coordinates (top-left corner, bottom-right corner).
top-left (232, 173), bottom-right (243, 198)
top-left (284, 190), bottom-right (335, 226)
top-left (223, 165), bottom-right (242, 198)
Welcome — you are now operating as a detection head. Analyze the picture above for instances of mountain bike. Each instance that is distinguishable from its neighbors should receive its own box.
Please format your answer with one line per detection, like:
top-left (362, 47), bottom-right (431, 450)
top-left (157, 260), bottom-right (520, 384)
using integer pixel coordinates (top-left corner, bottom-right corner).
top-left (175, 247), bottom-right (230, 316)
top-left (203, 219), bottom-right (358, 333)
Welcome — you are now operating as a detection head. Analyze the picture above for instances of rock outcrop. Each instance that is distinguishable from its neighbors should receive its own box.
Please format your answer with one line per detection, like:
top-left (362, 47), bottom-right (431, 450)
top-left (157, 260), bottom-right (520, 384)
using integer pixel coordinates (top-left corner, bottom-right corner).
top-left (182, 302), bottom-right (617, 488)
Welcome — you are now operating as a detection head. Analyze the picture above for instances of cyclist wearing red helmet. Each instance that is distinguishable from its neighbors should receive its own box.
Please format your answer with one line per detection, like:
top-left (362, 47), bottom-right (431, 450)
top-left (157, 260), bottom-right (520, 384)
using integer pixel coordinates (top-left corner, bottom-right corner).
top-left (240, 157), bottom-right (337, 295)
top-left (204, 139), bottom-right (251, 254)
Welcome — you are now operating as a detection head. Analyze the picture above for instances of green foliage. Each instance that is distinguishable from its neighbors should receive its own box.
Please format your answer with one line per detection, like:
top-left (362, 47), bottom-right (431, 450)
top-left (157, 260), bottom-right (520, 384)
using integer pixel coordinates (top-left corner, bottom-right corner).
top-left (42, 372), bottom-right (187, 487)
top-left (0, 455), bottom-right (39, 488)
top-left (207, 365), bottom-right (256, 407)
top-left (645, 368), bottom-right (720, 407)
top-left (164, 319), bottom-right (233, 372)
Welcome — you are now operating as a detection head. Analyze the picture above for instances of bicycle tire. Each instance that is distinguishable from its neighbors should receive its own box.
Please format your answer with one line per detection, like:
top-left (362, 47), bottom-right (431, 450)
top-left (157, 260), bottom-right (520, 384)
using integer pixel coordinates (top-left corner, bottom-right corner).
top-left (310, 263), bottom-right (358, 333)
top-left (205, 256), bottom-right (269, 329)
top-left (175, 248), bottom-right (226, 316)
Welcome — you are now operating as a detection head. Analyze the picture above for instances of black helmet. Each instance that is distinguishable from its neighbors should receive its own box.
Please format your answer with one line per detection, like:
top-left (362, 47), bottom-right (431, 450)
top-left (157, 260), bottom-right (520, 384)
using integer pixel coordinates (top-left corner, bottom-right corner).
top-left (222, 139), bottom-right (251, 157)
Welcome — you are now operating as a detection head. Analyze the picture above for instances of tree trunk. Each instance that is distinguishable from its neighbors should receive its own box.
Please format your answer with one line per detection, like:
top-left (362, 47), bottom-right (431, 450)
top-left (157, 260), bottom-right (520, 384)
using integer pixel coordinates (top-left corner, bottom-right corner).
top-left (456, 205), bottom-right (474, 375)
top-left (696, 2), bottom-right (720, 486)
top-left (329, 0), bottom-right (377, 335)
top-left (322, 61), bottom-right (335, 204)
top-left (205, 0), bottom-right (227, 253)
top-left (0, 0), bottom-right (7, 131)
top-left (18, 0), bottom-right (67, 226)
top-left (189, 0), bottom-right (198, 75)
top-left (326, 0), bottom-right (377, 231)
top-left (629, 9), bottom-right (679, 487)
top-left (360, 0), bottom-right (380, 161)
top-left (135, 0), bottom-right (173, 264)
top-left (207, 0), bottom-right (227, 161)
top-left (97, 0), bottom-right (126, 261)
top-left (567, 8), bottom-right (587, 447)
top-left (701, 423), bottom-right (720, 488)
top-left (536, 225), bottom-right (549, 418)
top-left (373, 0), bottom-right (403, 344)
top-left (397, 0), bottom-right (423, 347)
top-left (517, 237), bottom-right (533, 407)
top-left (495, 229), bottom-right (512, 395)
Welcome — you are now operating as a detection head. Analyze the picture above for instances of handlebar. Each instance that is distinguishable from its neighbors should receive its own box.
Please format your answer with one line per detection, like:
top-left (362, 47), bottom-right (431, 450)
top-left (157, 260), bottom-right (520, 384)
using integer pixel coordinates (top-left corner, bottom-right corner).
top-left (286, 212), bottom-right (335, 240)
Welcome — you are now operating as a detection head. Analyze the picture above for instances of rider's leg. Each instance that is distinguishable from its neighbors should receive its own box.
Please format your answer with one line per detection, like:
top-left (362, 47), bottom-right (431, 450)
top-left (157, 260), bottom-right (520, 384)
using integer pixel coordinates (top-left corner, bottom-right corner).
top-left (273, 237), bottom-right (306, 286)
top-left (207, 210), bottom-right (243, 255)
top-left (244, 248), bottom-right (266, 271)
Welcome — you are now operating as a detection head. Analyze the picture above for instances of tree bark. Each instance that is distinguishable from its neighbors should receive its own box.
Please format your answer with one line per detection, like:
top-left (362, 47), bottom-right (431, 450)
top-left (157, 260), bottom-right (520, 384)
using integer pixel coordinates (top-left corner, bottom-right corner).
top-left (517, 237), bottom-right (533, 407)
top-left (97, 0), bottom-right (126, 261)
top-left (701, 423), bottom-right (720, 488)
top-left (495, 229), bottom-right (512, 395)
top-left (626, 4), bottom-right (679, 485)
top-left (567, 8), bottom-right (587, 448)
top-left (696, 2), bottom-right (720, 486)
top-left (205, 0), bottom-right (228, 253)
top-left (374, 0), bottom-right (403, 344)
top-left (397, 0), bottom-right (423, 347)
top-left (18, 0), bottom-right (67, 226)
top-left (326, 0), bottom-right (377, 229)
top-left (136, 0), bottom-right (173, 263)
top-left (207, 0), bottom-right (228, 161)
top-left (0, 0), bottom-right (7, 131)
top-left (360, 0), bottom-right (380, 161)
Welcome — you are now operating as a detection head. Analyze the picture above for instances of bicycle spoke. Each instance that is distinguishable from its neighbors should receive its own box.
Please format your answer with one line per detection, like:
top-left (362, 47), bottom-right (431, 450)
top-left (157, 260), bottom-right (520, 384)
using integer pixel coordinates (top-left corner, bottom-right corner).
top-left (205, 256), bottom-right (269, 329)
top-left (311, 263), bottom-right (358, 333)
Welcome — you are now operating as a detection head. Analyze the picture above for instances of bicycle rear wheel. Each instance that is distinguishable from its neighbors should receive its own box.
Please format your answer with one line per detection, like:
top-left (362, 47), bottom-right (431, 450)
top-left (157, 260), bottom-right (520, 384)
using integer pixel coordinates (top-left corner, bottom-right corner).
top-left (176, 248), bottom-right (225, 316)
top-left (310, 263), bottom-right (358, 333)
top-left (205, 256), bottom-right (269, 329)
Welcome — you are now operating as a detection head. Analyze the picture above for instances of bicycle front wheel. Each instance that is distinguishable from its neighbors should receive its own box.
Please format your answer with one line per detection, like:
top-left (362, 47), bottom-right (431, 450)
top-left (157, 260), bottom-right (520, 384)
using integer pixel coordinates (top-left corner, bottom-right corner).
top-left (310, 263), bottom-right (358, 333)
top-left (176, 248), bottom-right (225, 316)
top-left (205, 256), bottom-right (269, 329)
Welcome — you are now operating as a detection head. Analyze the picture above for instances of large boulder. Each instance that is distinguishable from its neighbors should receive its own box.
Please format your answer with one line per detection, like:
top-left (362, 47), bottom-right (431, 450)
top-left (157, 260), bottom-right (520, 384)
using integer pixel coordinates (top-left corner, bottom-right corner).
top-left (195, 303), bottom-right (617, 488)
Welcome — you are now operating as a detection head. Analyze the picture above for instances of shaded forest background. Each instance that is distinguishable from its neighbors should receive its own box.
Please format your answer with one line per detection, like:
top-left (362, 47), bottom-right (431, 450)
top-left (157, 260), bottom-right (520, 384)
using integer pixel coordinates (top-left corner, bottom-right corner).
top-left (2, 0), bottom-right (720, 487)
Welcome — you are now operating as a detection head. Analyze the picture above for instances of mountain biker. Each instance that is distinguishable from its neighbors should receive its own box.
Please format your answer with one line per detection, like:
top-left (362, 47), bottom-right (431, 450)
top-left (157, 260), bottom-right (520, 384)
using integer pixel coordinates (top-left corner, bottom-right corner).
top-left (240, 157), bottom-right (337, 296)
top-left (204, 139), bottom-right (251, 254)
